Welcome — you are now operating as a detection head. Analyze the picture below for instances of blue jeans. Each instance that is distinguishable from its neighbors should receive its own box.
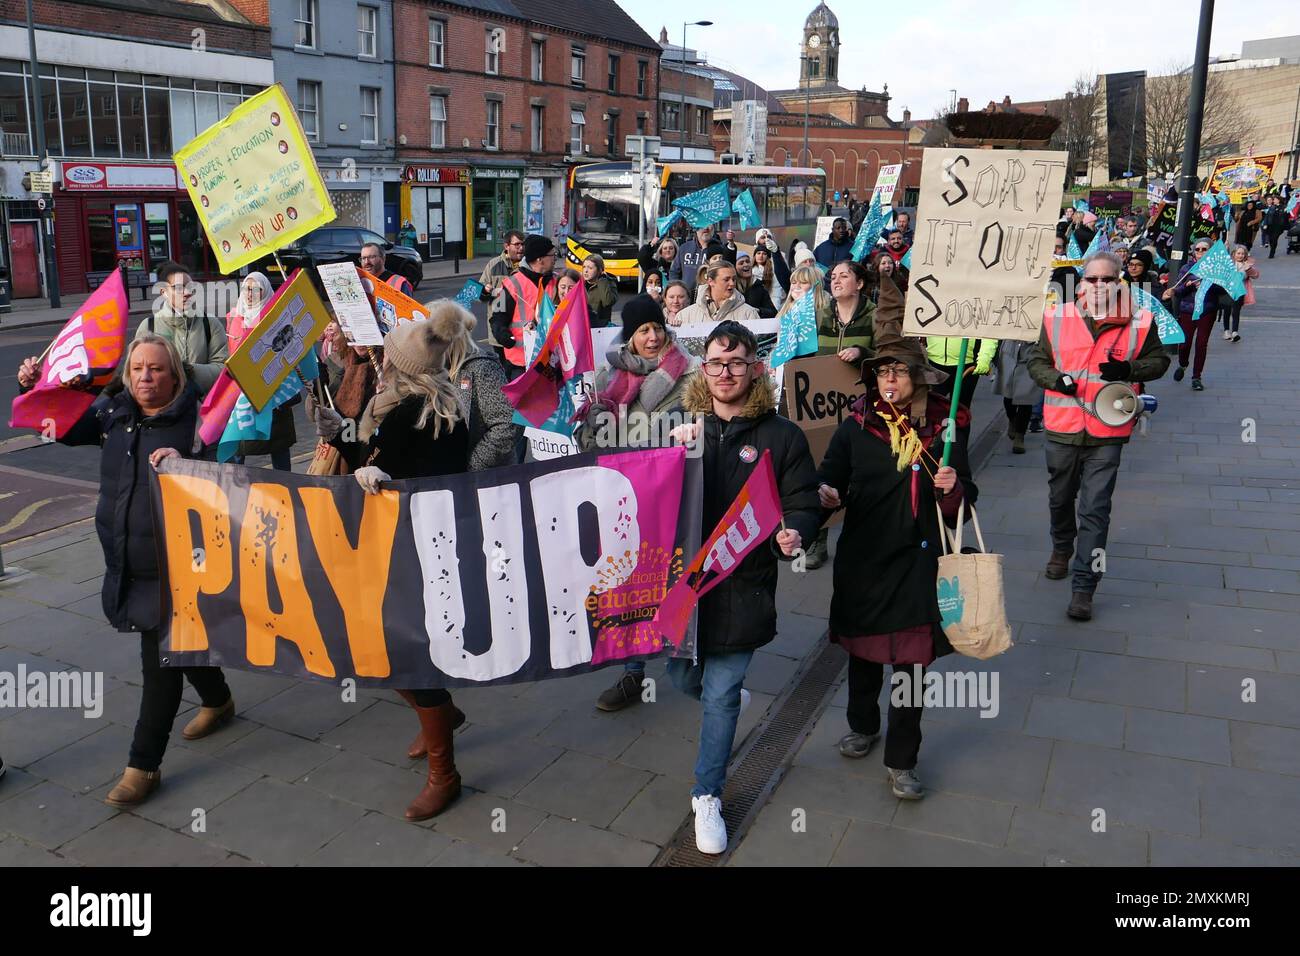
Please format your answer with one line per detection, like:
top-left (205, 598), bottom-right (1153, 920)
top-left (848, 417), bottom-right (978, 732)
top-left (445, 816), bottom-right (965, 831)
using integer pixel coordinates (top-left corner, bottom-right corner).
top-left (623, 660), bottom-right (646, 675)
top-left (667, 650), bottom-right (754, 798)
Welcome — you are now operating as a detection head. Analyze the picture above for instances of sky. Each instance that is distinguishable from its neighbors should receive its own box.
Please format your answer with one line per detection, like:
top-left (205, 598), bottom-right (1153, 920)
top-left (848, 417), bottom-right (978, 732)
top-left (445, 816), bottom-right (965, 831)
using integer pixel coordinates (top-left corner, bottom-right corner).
top-left (619, 0), bottom-right (1300, 120)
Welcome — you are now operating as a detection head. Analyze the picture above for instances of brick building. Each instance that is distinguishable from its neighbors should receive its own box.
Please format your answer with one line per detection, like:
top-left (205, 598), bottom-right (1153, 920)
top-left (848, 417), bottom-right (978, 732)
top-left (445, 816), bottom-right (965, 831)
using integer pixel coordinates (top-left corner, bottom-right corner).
top-left (391, 0), bottom-right (659, 262)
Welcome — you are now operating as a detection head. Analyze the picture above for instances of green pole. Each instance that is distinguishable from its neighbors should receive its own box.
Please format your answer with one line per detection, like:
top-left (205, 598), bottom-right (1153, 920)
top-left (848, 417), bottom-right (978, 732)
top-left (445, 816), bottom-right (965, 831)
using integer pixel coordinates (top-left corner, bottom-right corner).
top-left (941, 338), bottom-right (970, 467)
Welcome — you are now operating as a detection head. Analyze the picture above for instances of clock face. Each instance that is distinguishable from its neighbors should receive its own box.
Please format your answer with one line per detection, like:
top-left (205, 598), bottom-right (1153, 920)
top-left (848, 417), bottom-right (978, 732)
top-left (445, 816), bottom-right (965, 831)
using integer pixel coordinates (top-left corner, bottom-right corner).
top-left (808, 34), bottom-right (821, 48)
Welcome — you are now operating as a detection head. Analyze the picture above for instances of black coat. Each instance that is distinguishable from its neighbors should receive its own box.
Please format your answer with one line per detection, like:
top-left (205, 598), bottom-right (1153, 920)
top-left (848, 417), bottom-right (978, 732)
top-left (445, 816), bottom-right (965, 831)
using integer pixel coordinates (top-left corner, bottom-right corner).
top-left (739, 277), bottom-right (777, 318)
top-left (681, 373), bottom-right (821, 655)
top-left (61, 382), bottom-right (202, 633)
top-left (361, 394), bottom-right (469, 480)
top-left (816, 393), bottom-right (978, 651)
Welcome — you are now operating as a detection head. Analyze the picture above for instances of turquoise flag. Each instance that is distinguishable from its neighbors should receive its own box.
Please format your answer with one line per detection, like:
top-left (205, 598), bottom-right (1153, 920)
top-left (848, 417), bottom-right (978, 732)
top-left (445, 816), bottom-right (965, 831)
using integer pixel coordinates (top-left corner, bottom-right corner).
top-left (901, 247), bottom-right (913, 270)
top-left (1066, 233), bottom-right (1083, 260)
top-left (732, 189), bottom-right (761, 230)
top-left (769, 286), bottom-right (819, 368)
top-left (672, 179), bottom-right (731, 228)
top-left (1073, 199), bottom-right (1090, 213)
top-left (511, 292), bottom-right (577, 436)
top-left (1190, 240), bottom-right (1247, 321)
top-left (656, 209), bottom-right (683, 237)
top-left (454, 278), bottom-right (484, 309)
top-left (1129, 284), bottom-right (1185, 346)
top-left (217, 366), bottom-right (310, 463)
top-left (850, 193), bottom-right (884, 261)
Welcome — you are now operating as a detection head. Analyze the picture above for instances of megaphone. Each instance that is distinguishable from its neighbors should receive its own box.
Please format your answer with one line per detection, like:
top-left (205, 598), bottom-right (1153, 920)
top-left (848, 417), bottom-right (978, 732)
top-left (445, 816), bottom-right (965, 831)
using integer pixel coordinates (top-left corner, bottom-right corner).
top-left (1092, 382), bottom-right (1157, 427)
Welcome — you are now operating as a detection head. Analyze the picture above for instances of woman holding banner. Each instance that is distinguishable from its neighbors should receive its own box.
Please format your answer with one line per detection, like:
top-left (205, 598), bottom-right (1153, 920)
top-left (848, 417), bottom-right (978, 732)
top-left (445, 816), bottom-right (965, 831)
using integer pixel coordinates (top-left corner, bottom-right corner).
top-left (225, 272), bottom-right (296, 471)
top-left (16, 335), bottom-right (235, 808)
top-left (350, 315), bottom-right (472, 821)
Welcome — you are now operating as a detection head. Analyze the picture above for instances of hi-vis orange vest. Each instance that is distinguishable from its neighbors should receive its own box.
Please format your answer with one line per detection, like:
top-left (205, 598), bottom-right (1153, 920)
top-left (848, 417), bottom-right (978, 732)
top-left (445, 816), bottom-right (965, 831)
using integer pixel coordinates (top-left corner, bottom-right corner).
top-left (500, 273), bottom-right (544, 368)
top-left (1043, 302), bottom-right (1154, 440)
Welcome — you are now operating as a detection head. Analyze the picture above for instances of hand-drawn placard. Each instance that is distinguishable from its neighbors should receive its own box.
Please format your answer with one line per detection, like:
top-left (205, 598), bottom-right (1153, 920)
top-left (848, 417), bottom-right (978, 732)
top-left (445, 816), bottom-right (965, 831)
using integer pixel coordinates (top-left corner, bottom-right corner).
top-left (903, 148), bottom-right (1068, 343)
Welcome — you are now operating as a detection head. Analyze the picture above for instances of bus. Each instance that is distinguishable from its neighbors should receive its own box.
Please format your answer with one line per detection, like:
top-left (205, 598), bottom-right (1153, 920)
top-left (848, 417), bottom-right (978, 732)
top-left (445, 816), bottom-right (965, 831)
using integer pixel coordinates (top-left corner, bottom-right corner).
top-left (564, 162), bottom-right (828, 284)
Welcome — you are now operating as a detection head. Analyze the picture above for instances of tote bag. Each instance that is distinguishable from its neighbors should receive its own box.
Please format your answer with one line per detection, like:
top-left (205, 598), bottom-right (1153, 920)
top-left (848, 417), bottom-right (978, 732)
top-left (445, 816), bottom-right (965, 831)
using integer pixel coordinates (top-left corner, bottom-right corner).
top-left (935, 501), bottom-right (1013, 659)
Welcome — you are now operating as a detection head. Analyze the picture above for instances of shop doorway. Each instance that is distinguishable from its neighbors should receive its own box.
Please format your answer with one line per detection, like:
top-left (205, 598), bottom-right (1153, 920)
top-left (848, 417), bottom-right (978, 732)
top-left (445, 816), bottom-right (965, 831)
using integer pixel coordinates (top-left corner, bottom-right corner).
top-left (9, 221), bottom-right (41, 298)
top-left (411, 185), bottom-right (465, 261)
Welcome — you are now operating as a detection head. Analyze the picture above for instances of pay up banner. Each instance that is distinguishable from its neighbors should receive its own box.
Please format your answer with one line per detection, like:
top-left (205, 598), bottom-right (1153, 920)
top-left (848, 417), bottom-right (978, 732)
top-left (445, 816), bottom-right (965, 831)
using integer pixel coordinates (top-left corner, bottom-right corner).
top-left (904, 148), bottom-right (1068, 343)
top-left (152, 449), bottom-right (703, 687)
top-left (174, 83), bottom-right (336, 274)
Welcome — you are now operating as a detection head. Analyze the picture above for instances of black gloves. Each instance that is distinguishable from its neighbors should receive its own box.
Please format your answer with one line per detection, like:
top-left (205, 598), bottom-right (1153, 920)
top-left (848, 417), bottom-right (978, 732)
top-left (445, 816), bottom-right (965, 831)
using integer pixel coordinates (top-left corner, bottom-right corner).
top-left (1099, 359), bottom-right (1131, 382)
top-left (1054, 374), bottom-right (1078, 396)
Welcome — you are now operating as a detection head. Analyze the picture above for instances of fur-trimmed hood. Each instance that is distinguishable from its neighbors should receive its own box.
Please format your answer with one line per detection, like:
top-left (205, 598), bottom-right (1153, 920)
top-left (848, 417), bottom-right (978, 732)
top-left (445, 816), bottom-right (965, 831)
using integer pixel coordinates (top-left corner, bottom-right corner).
top-left (682, 367), bottom-right (777, 419)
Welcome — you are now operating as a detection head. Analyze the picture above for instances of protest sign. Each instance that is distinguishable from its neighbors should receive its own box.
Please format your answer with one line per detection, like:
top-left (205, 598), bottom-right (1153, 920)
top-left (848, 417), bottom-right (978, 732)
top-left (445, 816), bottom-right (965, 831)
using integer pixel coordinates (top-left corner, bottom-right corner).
top-left (152, 449), bottom-right (703, 685)
top-left (814, 216), bottom-right (838, 248)
top-left (1153, 201), bottom-right (1215, 242)
top-left (454, 278), bottom-right (484, 310)
top-left (904, 147), bottom-right (1068, 343)
top-left (358, 268), bottom-right (430, 333)
top-left (173, 84), bottom-right (335, 274)
top-left (1088, 190), bottom-right (1133, 221)
top-left (317, 262), bottom-right (384, 346)
top-left (780, 353), bottom-right (866, 467)
top-left (224, 268), bottom-right (330, 411)
top-left (1207, 153), bottom-right (1281, 204)
top-left (872, 163), bottom-right (903, 209)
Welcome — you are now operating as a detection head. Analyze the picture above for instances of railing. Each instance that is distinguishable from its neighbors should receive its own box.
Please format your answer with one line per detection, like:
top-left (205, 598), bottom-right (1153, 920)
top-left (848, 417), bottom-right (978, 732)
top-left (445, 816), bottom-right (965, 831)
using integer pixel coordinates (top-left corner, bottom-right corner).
top-left (2, 131), bottom-right (32, 156)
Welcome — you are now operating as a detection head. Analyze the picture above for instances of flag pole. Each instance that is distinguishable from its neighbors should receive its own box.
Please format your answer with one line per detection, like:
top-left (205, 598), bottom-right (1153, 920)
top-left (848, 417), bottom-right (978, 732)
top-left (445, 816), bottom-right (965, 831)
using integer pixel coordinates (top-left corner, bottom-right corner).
top-left (941, 338), bottom-right (969, 468)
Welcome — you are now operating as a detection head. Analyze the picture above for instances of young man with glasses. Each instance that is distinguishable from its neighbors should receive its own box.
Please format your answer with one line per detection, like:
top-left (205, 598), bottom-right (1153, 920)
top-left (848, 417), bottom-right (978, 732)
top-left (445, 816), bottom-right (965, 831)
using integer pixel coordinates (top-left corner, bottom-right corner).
top-left (1027, 251), bottom-right (1169, 621)
top-left (479, 230), bottom-right (524, 303)
top-left (668, 320), bottom-right (820, 854)
top-left (138, 260), bottom-right (228, 394)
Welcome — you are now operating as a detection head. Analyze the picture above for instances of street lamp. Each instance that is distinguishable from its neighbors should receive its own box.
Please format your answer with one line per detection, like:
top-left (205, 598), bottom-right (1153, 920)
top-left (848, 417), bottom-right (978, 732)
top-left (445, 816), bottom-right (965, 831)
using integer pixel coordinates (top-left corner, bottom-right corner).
top-left (800, 52), bottom-right (811, 166)
top-left (680, 20), bottom-right (712, 161)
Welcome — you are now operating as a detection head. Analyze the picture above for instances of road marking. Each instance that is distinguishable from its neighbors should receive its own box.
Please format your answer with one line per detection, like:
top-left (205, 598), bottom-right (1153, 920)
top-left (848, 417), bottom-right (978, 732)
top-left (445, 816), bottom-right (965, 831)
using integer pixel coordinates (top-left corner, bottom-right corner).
top-left (0, 496), bottom-right (64, 537)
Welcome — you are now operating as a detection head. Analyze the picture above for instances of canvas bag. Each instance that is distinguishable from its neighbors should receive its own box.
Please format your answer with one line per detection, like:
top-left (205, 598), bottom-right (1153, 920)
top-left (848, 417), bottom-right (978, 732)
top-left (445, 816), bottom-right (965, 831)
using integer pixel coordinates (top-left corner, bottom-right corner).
top-left (935, 501), bottom-right (1013, 659)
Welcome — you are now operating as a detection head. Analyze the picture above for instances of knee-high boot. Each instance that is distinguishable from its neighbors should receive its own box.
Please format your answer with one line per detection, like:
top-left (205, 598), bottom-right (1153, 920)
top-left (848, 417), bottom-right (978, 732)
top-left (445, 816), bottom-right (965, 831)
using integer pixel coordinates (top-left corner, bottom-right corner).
top-left (395, 690), bottom-right (465, 759)
top-left (406, 702), bottom-right (462, 821)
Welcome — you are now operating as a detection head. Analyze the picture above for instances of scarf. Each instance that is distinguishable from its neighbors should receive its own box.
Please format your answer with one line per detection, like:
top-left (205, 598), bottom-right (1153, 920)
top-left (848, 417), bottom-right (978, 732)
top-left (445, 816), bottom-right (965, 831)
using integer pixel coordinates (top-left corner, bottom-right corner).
top-left (595, 340), bottom-right (691, 422)
top-left (875, 399), bottom-right (926, 472)
top-left (358, 387), bottom-right (403, 444)
top-left (336, 346), bottom-right (379, 421)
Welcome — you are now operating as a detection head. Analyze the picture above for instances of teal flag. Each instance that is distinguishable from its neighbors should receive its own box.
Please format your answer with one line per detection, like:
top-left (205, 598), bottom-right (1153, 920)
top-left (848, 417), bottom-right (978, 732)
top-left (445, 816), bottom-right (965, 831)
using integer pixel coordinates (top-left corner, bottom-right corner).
top-left (656, 209), bottom-right (683, 237)
top-left (901, 247), bottom-right (913, 270)
top-left (672, 179), bottom-right (730, 228)
top-left (732, 189), bottom-right (761, 230)
top-left (1129, 284), bottom-right (1184, 346)
top-left (850, 193), bottom-right (884, 261)
top-left (1190, 240), bottom-right (1247, 321)
top-left (769, 286), bottom-right (819, 368)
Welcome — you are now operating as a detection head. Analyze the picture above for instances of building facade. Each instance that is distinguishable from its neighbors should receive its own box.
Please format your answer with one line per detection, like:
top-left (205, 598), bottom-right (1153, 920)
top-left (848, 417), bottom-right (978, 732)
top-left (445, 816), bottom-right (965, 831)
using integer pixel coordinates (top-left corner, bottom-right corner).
top-left (391, 0), bottom-right (660, 262)
top-left (0, 0), bottom-right (271, 296)
top-left (657, 31), bottom-right (715, 162)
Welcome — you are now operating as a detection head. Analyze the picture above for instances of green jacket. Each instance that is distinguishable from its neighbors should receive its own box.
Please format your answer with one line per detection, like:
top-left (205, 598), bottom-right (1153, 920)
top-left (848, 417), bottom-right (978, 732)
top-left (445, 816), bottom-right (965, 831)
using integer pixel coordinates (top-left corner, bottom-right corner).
top-left (1025, 312), bottom-right (1169, 447)
top-left (816, 295), bottom-right (875, 356)
top-left (925, 336), bottom-right (997, 374)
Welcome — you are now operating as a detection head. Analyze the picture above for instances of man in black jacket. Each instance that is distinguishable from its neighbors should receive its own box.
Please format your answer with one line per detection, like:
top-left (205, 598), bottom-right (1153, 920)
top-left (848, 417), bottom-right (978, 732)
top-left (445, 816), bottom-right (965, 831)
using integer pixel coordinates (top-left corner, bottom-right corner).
top-left (666, 320), bottom-right (821, 855)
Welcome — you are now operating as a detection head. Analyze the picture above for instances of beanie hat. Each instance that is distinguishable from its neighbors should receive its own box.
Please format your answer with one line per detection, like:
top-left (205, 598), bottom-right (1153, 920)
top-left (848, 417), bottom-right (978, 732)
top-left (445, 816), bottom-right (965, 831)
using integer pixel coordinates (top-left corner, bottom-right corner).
top-left (523, 234), bottom-right (555, 263)
top-left (1082, 211), bottom-right (1098, 228)
top-left (384, 313), bottom-right (462, 377)
top-left (793, 242), bottom-right (816, 267)
top-left (620, 294), bottom-right (666, 343)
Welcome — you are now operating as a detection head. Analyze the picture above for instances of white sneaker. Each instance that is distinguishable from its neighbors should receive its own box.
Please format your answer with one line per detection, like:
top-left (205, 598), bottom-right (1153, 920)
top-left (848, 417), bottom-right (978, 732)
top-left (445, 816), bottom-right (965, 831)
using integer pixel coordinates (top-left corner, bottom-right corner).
top-left (1223, 330), bottom-right (1232, 340)
top-left (739, 688), bottom-right (751, 717)
top-left (692, 794), bottom-right (727, 854)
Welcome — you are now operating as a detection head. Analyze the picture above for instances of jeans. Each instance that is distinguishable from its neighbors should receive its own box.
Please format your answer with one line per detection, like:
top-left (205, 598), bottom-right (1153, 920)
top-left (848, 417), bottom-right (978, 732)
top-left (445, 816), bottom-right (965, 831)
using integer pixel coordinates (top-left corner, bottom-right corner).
top-left (1046, 441), bottom-right (1124, 593)
top-left (846, 657), bottom-right (924, 770)
top-left (1177, 312), bottom-right (1216, 378)
top-left (129, 630), bottom-right (231, 772)
top-left (667, 649), bottom-right (754, 798)
top-left (1220, 297), bottom-right (1245, 334)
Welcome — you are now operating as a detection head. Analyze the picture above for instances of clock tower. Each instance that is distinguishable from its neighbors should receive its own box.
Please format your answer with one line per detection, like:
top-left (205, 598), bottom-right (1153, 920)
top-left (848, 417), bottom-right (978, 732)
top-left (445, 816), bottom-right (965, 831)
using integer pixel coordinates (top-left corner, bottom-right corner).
top-left (801, 2), bottom-right (839, 89)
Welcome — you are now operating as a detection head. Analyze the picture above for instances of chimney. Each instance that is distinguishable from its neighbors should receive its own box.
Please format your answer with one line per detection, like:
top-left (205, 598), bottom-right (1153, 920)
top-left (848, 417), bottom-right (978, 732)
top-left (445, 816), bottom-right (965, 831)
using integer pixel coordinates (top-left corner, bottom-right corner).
top-left (956, 96), bottom-right (968, 113)
top-left (1003, 95), bottom-right (1013, 110)
top-left (224, 0), bottom-right (269, 24)
top-left (659, 26), bottom-right (668, 44)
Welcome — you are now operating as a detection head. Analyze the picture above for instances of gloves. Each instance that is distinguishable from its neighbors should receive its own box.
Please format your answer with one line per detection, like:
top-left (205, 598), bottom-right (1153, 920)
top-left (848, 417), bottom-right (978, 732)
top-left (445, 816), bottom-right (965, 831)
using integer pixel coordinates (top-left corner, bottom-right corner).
top-left (1098, 359), bottom-right (1131, 382)
top-left (315, 406), bottom-right (344, 441)
top-left (354, 466), bottom-right (391, 495)
top-left (1054, 375), bottom-right (1078, 396)
top-left (973, 360), bottom-right (992, 376)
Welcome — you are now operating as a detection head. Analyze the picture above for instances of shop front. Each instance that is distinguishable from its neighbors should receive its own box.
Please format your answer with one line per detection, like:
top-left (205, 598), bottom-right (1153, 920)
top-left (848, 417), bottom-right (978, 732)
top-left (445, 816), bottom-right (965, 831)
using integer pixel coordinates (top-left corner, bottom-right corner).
top-left (401, 164), bottom-right (470, 262)
top-left (471, 165), bottom-right (523, 250)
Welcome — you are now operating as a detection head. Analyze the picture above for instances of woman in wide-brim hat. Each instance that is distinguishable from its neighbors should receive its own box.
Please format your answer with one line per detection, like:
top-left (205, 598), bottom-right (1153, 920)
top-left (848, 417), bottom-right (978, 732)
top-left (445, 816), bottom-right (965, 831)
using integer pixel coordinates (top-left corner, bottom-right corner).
top-left (814, 275), bottom-right (977, 801)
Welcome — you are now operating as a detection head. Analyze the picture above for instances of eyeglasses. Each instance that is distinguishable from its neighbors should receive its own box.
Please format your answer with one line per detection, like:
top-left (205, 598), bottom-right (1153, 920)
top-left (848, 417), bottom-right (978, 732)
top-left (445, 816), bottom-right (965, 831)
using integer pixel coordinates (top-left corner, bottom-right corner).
top-left (702, 358), bottom-right (754, 377)
top-left (168, 283), bottom-right (194, 297)
top-left (874, 364), bottom-right (911, 379)
top-left (1081, 275), bottom-right (1120, 284)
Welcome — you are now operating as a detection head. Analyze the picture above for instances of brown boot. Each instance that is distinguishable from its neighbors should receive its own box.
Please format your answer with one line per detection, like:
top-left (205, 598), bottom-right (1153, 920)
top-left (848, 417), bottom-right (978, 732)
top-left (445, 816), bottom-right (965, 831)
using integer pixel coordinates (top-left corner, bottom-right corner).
top-left (181, 697), bottom-right (235, 740)
top-left (1044, 550), bottom-right (1072, 580)
top-left (397, 691), bottom-right (465, 759)
top-left (105, 767), bottom-right (161, 808)
top-left (406, 701), bottom-right (462, 821)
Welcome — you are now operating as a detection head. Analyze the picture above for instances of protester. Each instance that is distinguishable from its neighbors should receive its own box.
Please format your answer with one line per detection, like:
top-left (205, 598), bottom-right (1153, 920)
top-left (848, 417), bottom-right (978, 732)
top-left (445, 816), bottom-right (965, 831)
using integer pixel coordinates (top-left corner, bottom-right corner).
top-left (492, 234), bottom-right (557, 380)
top-left (663, 280), bottom-right (690, 326)
top-left (671, 225), bottom-right (724, 294)
top-left (674, 260), bottom-right (763, 327)
top-left (224, 272), bottom-right (295, 471)
top-left (734, 251), bottom-right (777, 318)
top-left (349, 316), bottom-right (471, 821)
top-left (882, 212), bottom-right (913, 246)
top-left (751, 231), bottom-right (789, 312)
top-left (552, 268), bottom-right (581, 306)
top-left (360, 242), bottom-right (414, 296)
top-left (880, 229), bottom-right (910, 265)
top-left (927, 334), bottom-right (995, 407)
top-left (815, 278), bottom-right (975, 800)
top-left (1261, 195), bottom-right (1287, 260)
top-left (1220, 244), bottom-right (1259, 343)
top-left (992, 337), bottom-right (1042, 454)
top-left (669, 320), bottom-right (820, 853)
top-left (1122, 250), bottom-right (1156, 292)
top-left (582, 254), bottom-right (618, 329)
top-left (478, 230), bottom-right (524, 303)
top-left (638, 235), bottom-right (678, 293)
top-left (778, 262), bottom-right (833, 327)
top-left (1164, 238), bottom-right (1218, 391)
top-left (814, 218), bottom-right (855, 269)
top-left (137, 260), bottom-right (227, 394)
top-left (311, 327), bottom-right (380, 470)
top-left (791, 241), bottom-right (818, 272)
top-left (1027, 251), bottom-right (1169, 621)
top-left (17, 335), bottom-right (234, 808)
top-left (1233, 199), bottom-right (1263, 251)
top-left (644, 272), bottom-right (664, 303)
top-left (436, 300), bottom-right (519, 471)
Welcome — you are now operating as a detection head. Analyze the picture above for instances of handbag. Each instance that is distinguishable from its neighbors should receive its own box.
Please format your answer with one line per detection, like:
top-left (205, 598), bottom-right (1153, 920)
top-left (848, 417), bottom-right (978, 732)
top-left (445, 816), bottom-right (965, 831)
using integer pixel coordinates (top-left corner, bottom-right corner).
top-left (306, 440), bottom-right (348, 476)
top-left (935, 500), bottom-right (1013, 659)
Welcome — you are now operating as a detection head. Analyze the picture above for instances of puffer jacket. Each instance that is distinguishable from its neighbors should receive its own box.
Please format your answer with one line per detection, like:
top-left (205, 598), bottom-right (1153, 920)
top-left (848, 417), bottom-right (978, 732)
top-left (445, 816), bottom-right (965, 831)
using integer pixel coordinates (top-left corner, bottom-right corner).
top-left (60, 381), bottom-right (203, 633)
top-left (136, 306), bottom-right (228, 394)
top-left (674, 290), bottom-right (762, 328)
top-left (452, 348), bottom-right (520, 471)
top-left (680, 371), bottom-right (821, 654)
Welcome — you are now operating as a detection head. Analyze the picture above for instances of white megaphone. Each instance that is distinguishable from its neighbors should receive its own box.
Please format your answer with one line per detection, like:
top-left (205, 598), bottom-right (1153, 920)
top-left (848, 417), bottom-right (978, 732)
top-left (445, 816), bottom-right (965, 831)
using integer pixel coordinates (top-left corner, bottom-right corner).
top-left (1091, 381), bottom-right (1142, 427)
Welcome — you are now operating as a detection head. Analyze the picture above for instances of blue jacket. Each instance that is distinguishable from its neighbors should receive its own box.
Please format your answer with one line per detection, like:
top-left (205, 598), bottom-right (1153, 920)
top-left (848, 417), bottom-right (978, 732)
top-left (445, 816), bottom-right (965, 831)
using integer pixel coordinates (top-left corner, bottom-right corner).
top-left (814, 235), bottom-right (855, 270)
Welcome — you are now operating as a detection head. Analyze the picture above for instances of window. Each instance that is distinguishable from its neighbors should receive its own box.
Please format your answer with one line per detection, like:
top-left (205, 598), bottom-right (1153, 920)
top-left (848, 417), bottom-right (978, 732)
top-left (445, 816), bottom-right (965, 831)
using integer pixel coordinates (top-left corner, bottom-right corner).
top-left (486, 99), bottom-right (500, 149)
top-left (295, 0), bottom-right (317, 49)
top-left (531, 104), bottom-right (544, 152)
top-left (661, 102), bottom-right (680, 132)
top-left (297, 80), bottom-right (320, 142)
top-left (429, 18), bottom-right (445, 67)
top-left (357, 5), bottom-right (377, 58)
top-left (696, 107), bottom-right (708, 135)
top-left (485, 28), bottom-right (500, 75)
top-left (532, 40), bottom-right (544, 82)
top-left (360, 87), bottom-right (379, 144)
top-left (607, 54), bottom-right (619, 93)
top-left (636, 114), bottom-right (646, 134)
top-left (570, 109), bottom-right (585, 155)
top-left (808, 58), bottom-right (820, 78)
top-left (606, 113), bottom-right (617, 156)
top-left (570, 47), bottom-right (585, 85)
top-left (637, 60), bottom-right (648, 97)
top-left (430, 95), bottom-right (446, 148)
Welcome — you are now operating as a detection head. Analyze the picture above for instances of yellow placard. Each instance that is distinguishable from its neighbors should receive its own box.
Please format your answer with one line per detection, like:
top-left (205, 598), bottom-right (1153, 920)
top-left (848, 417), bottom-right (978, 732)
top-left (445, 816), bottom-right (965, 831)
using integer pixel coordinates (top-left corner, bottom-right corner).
top-left (174, 83), bottom-right (336, 274)
top-left (226, 269), bottom-right (331, 412)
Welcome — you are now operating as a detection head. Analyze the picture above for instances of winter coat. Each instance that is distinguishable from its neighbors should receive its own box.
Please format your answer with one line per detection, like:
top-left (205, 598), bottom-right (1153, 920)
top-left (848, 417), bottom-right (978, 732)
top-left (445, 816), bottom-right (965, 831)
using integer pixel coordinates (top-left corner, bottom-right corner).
top-left (816, 392), bottom-right (978, 657)
top-left (680, 371), bottom-right (821, 654)
top-left (674, 290), bottom-right (763, 328)
top-left (991, 338), bottom-right (1042, 406)
top-left (575, 338), bottom-right (698, 451)
top-left (926, 335), bottom-right (997, 374)
top-left (638, 241), bottom-right (677, 292)
top-left (814, 235), bottom-right (855, 270)
top-left (1170, 260), bottom-right (1221, 318)
top-left (353, 393), bottom-right (469, 480)
top-left (136, 306), bottom-right (228, 395)
top-left (452, 349), bottom-right (520, 471)
top-left (60, 381), bottom-right (203, 633)
top-left (585, 274), bottom-right (618, 328)
top-left (737, 277), bottom-right (777, 318)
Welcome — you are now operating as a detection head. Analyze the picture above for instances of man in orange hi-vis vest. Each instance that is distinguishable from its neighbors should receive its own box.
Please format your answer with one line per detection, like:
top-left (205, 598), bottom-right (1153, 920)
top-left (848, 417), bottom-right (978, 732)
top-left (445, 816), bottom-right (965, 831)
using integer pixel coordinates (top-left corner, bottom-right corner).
top-left (490, 234), bottom-right (557, 380)
top-left (1026, 251), bottom-right (1170, 623)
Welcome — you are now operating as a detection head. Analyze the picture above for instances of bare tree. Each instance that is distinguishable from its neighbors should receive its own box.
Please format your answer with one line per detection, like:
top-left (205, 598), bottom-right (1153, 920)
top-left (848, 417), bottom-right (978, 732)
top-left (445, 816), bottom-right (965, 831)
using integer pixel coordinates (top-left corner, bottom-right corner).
top-left (1046, 74), bottom-right (1104, 182)
top-left (1143, 62), bottom-right (1248, 179)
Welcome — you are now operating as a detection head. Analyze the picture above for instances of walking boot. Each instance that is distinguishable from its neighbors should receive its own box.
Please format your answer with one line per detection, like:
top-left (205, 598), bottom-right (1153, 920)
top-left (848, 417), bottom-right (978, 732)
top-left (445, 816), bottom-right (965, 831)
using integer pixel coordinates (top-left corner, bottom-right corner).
top-left (105, 767), bottom-right (161, 808)
top-left (1044, 550), bottom-right (1072, 580)
top-left (1067, 591), bottom-right (1093, 621)
top-left (397, 690), bottom-right (465, 758)
top-left (406, 702), bottom-right (462, 821)
top-left (1010, 431), bottom-right (1025, 454)
top-left (181, 697), bottom-right (235, 740)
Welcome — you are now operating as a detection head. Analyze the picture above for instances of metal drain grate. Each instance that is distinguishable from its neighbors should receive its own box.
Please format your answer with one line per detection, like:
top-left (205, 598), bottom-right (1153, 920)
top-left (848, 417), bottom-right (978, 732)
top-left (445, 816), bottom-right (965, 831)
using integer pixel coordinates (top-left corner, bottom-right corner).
top-left (653, 635), bottom-right (846, 867)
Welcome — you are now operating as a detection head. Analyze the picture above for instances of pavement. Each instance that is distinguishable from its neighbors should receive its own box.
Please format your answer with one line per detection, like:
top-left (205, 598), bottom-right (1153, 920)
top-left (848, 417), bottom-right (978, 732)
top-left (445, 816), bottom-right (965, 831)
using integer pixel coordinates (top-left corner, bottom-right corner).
top-left (2, 247), bottom-right (1300, 865)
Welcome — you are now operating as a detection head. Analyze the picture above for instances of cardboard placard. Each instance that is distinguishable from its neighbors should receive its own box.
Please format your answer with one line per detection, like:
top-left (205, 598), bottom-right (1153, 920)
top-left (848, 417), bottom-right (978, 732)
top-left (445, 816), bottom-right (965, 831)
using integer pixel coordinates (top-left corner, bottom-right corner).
top-left (358, 268), bottom-right (430, 333)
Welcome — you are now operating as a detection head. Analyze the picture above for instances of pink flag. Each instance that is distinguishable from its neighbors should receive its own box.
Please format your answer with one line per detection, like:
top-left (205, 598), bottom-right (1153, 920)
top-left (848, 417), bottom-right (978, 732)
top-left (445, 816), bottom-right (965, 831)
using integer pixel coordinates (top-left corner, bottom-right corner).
top-left (198, 368), bottom-right (243, 445)
top-left (10, 270), bottom-right (128, 439)
top-left (500, 279), bottom-right (594, 427)
top-left (652, 449), bottom-right (784, 648)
